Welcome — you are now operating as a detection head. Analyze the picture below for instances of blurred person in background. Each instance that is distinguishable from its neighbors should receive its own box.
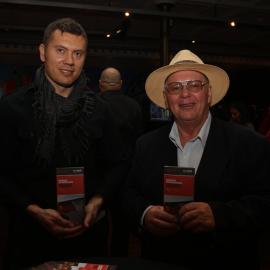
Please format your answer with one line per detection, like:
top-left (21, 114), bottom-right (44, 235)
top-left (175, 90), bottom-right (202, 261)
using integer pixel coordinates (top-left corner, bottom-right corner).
top-left (99, 67), bottom-right (143, 256)
top-left (228, 100), bottom-right (255, 129)
top-left (258, 105), bottom-right (270, 142)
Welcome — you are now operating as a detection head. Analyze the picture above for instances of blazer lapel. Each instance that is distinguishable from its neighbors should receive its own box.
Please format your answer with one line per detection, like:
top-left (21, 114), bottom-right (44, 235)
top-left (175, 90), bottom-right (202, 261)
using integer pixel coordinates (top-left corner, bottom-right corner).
top-left (195, 118), bottom-right (230, 200)
top-left (160, 124), bottom-right (178, 167)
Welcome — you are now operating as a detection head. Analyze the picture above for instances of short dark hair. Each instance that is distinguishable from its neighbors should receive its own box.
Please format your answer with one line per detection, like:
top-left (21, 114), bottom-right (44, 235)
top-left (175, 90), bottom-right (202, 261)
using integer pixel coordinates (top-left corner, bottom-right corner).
top-left (42, 17), bottom-right (88, 46)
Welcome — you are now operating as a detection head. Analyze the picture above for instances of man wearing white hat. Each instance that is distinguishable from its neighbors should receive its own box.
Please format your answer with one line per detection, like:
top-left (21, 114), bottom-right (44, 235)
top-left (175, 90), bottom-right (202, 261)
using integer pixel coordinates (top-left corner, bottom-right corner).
top-left (124, 50), bottom-right (270, 269)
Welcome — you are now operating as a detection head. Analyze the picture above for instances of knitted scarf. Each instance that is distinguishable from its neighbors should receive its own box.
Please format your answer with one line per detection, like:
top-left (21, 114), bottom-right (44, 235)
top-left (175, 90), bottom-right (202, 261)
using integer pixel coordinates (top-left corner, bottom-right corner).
top-left (33, 65), bottom-right (96, 167)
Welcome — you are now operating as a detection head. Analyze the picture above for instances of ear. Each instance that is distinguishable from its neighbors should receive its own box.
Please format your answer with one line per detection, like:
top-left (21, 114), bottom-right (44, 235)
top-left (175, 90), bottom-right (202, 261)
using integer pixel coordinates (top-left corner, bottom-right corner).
top-left (99, 80), bottom-right (104, 91)
top-left (163, 91), bottom-right (169, 109)
top-left (207, 85), bottom-right (212, 105)
top-left (39, 44), bottom-right (46, 63)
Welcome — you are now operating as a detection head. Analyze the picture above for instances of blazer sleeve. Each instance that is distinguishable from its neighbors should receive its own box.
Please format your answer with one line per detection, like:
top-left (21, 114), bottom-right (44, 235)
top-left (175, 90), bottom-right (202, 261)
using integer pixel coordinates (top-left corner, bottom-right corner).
top-left (122, 125), bottom-right (175, 233)
top-left (207, 123), bottom-right (270, 233)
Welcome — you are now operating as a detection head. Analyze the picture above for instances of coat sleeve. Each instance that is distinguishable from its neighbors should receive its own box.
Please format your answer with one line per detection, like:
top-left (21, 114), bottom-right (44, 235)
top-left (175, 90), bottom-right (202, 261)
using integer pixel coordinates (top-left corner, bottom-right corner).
top-left (122, 124), bottom-right (175, 234)
top-left (0, 98), bottom-right (33, 210)
top-left (209, 129), bottom-right (270, 233)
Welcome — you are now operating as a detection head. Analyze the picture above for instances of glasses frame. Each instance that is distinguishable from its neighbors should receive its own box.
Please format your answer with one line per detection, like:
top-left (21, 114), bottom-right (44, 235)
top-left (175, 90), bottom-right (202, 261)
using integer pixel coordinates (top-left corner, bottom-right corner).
top-left (164, 80), bottom-right (209, 95)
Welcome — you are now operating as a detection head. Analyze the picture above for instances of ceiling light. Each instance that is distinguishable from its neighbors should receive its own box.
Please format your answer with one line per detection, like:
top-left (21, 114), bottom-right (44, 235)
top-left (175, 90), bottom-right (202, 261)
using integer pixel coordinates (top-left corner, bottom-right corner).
top-left (192, 40), bottom-right (196, 44)
top-left (106, 33), bottom-right (111, 38)
top-left (229, 20), bottom-right (236, 27)
top-left (124, 11), bottom-right (130, 17)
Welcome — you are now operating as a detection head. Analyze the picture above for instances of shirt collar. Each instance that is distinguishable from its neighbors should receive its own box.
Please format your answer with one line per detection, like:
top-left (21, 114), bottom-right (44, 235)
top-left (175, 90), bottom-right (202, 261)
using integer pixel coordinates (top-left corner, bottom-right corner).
top-left (169, 112), bottom-right (212, 148)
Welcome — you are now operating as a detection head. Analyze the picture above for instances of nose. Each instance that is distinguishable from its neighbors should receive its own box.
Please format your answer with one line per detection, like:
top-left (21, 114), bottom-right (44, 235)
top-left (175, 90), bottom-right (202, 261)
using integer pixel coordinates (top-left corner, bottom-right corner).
top-left (179, 85), bottom-right (190, 97)
top-left (65, 51), bottom-right (74, 65)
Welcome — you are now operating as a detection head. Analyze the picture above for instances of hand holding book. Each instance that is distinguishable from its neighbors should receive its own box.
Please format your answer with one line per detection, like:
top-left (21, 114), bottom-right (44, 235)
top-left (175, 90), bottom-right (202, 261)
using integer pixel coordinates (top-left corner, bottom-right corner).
top-left (26, 204), bottom-right (85, 238)
top-left (84, 195), bottom-right (104, 228)
top-left (143, 205), bottom-right (179, 236)
top-left (178, 202), bottom-right (216, 233)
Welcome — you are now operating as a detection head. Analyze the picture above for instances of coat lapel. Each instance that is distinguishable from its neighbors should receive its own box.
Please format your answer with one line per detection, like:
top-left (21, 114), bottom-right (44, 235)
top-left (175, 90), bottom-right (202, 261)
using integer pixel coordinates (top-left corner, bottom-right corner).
top-left (160, 124), bottom-right (178, 167)
top-left (195, 118), bottom-right (230, 200)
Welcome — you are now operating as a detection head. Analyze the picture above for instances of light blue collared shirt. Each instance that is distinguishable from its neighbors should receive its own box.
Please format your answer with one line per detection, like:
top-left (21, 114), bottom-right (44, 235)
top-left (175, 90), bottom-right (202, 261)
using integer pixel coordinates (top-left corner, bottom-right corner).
top-left (169, 112), bottom-right (212, 173)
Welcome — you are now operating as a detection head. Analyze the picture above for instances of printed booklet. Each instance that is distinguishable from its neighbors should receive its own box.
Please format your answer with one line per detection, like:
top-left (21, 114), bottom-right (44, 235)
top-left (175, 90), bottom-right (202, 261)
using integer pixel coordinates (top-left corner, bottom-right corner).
top-left (163, 166), bottom-right (195, 213)
top-left (56, 167), bottom-right (85, 225)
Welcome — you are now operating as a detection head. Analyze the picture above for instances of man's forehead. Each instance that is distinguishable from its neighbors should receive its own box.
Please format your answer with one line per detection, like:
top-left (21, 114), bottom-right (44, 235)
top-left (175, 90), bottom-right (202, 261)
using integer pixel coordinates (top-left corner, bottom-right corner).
top-left (166, 70), bottom-right (206, 81)
top-left (48, 30), bottom-right (87, 49)
top-left (50, 29), bottom-right (86, 42)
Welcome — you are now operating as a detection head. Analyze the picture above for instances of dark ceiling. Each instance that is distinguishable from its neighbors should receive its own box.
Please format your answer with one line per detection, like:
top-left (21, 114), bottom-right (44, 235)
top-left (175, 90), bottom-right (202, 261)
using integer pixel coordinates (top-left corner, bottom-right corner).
top-left (1, 0), bottom-right (270, 71)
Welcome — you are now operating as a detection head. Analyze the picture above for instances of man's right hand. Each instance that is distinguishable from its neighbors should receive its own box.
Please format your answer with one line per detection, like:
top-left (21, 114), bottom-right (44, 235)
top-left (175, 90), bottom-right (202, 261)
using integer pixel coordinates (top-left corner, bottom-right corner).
top-left (26, 204), bottom-right (85, 239)
top-left (144, 205), bottom-right (179, 236)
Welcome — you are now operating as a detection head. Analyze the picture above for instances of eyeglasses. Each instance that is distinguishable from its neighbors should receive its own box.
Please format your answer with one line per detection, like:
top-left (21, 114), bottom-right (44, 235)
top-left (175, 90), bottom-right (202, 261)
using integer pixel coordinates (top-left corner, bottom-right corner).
top-left (165, 80), bottom-right (208, 95)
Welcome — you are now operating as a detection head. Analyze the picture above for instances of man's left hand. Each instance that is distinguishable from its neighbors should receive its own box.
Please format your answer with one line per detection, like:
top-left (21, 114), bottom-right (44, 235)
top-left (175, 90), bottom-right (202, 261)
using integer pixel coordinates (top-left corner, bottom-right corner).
top-left (178, 202), bottom-right (215, 233)
top-left (84, 195), bottom-right (104, 228)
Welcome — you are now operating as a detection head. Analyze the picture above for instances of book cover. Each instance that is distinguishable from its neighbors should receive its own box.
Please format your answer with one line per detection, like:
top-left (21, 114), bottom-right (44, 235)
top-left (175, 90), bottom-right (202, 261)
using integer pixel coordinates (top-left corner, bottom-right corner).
top-left (56, 167), bottom-right (85, 225)
top-left (163, 166), bottom-right (195, 212)
top-left (31, 261), bottom-right (117, 270)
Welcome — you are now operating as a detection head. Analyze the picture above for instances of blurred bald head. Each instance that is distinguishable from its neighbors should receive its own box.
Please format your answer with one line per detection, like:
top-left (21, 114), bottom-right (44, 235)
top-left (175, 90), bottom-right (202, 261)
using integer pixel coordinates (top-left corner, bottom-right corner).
top-left (99, 67), bottom-right (122, 92)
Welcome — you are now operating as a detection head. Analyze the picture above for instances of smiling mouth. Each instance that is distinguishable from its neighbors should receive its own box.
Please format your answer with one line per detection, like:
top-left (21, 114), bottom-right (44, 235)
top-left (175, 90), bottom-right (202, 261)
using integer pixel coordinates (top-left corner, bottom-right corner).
top-left (60, 69), bottom-right (74, 75)
top-left (179, 103), bottom-right (194, 109)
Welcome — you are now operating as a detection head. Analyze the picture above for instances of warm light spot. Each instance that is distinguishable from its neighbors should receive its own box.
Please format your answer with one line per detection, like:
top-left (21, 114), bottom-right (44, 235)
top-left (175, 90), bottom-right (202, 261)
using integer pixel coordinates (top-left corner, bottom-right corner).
top-left (229, 20), bottom-right (236, 27)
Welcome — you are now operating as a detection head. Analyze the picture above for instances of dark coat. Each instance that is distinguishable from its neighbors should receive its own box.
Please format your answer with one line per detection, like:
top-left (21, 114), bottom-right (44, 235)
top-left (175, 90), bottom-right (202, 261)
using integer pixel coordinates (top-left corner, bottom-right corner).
top-left (99, 90), bottom-right (143, 256)
top-left (0, 85), bottom-right (127, 268)
top-left (124, 117), bottom-right (270, 270)
top-left (100, 90), bottom-right (143, 159)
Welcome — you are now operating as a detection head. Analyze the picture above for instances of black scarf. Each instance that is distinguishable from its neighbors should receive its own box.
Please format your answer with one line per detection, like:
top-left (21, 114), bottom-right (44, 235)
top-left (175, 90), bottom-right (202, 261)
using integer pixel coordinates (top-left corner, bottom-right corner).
top-left (33, 66), bottom-right (96, 167)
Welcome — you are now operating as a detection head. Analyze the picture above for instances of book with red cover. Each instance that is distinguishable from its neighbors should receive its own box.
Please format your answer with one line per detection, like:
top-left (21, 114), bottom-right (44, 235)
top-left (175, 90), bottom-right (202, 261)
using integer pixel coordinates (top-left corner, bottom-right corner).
top-left (56, 167), bottom-right (85, 225)
top-left (31, 261), bottom-right (117, 270)
top-left (163, 166), bottom-right (195, 212)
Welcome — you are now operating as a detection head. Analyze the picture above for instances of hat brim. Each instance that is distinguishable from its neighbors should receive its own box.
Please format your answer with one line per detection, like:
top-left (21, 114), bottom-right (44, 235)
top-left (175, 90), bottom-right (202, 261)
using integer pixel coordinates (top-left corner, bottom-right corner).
top-left (145, 63), bottom-right (230, 109)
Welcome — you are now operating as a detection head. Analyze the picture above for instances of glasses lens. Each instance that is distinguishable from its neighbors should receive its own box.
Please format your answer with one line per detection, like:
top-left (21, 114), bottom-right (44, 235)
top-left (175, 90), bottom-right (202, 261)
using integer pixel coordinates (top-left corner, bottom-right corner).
top-left (187, 80), bottom-right (203, 92)
top-left (166, 82), bottom-right (182, 94)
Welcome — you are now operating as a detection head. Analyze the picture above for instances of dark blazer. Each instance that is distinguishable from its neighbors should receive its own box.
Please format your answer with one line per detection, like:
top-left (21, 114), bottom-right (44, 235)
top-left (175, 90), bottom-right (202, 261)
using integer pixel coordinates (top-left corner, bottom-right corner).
top-left (124, 117), bottom-right (270, 270)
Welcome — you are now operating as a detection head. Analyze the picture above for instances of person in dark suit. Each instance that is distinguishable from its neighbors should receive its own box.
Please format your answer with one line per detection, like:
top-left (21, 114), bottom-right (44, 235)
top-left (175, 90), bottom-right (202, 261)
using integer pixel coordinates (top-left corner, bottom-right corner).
top-left (123, 49), bottom-right (270, 270)
top-left (0, 18), bottom-right (127, 269)
top-left (99, 67), bottom-right (143, 256)
top-left (99, 67), bottom-right (143, 159)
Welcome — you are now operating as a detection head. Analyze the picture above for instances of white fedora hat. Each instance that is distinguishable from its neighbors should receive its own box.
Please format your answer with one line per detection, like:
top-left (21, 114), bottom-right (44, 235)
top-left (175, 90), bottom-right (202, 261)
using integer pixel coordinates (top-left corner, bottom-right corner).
top-left (145, 49), bottom-right (230, 108)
